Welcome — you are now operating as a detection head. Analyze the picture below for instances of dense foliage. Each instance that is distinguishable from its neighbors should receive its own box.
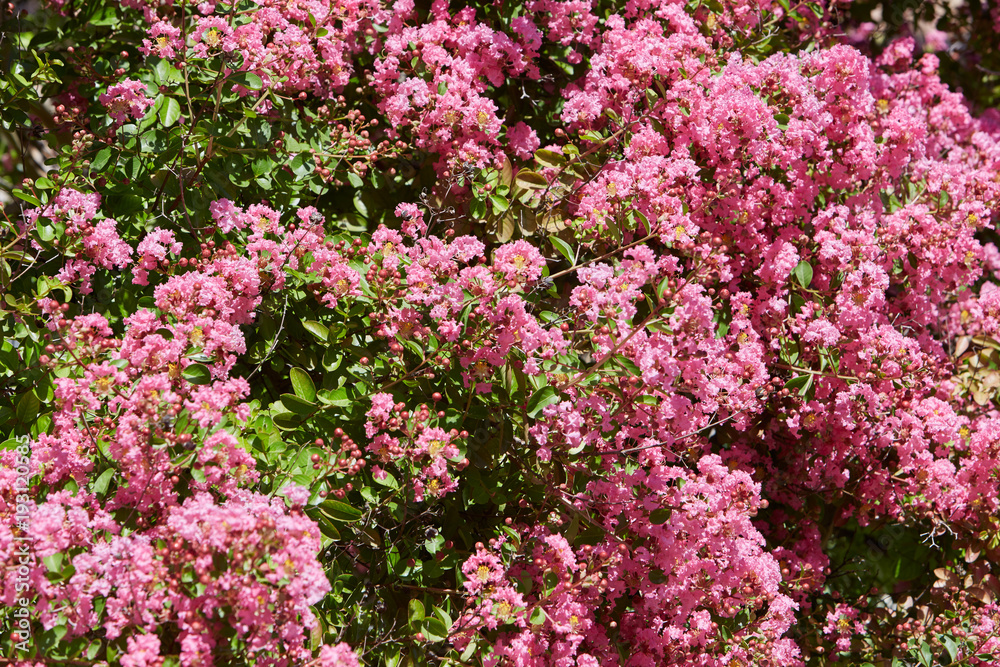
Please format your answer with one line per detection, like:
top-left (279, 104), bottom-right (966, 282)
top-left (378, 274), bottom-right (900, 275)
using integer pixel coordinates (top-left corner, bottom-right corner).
top-left (3, 0), bottom-right (1000, 665)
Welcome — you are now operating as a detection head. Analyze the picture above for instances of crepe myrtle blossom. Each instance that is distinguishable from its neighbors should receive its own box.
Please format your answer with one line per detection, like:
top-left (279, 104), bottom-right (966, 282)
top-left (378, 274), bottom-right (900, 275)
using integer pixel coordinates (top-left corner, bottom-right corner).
top-left (99, 79), bottom-right (154, 126)
top-left (13, 0), bottom-right (1000, 665)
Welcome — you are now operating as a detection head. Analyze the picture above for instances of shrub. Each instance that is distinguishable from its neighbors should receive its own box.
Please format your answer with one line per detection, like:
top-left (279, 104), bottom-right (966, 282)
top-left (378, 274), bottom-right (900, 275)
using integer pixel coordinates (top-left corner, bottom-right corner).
top-left (2, 0), bottom-right (1000, 665)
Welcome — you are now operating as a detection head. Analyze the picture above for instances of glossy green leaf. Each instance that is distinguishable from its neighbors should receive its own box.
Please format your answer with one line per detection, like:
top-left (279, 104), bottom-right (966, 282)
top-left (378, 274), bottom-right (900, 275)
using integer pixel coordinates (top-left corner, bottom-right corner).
top-left (408, 599), bottom-right (425, 624)
top-left (534, 149), bottom-right (565, 169)
top-left (289, 367), bottom-right (316, 402)
top-left (302, 320), bottom-right (329, 342)
top-left (515, 169), bottom-right (548, 190)
top-left (90, 148), bottom-right (113, 172)
top-left (182, 363), bottom-right (212, 385)
top-left (527, 386), bottom-right (560, 418)
top-left (549, 236), bottom-right (574, 265)
top-left (489, 194), bottom-right (509, 213)
top-left (16, 391), bottom-right (39, 422)
top-left (319, 498), bottom-right (363, 522)
top-left (229, 71), bottom-right (264, 90)
top-left (90, 468), bottom-right (115, 496)
top-left (280, 393), bottom-right (315, 415)
top-left (290, 153), bottom-right (314, 178)
top-left (649, 508), bottom-right (672, 525)
top-left (792, 260), bottom-right (813, 288)
top-left (158, 97), bottom-right (181, 127)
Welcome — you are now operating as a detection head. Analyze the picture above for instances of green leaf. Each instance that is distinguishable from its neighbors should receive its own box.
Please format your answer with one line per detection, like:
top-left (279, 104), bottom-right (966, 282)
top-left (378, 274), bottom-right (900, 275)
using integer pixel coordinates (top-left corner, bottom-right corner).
top-left (43, 552), bottom-right (64, 573)
top-left (460, 639), bottom-right (478, 662)
top-left (490, 194), bottom-right (509, 213)
top-left (433, 606), bottom-right (452, 632)
top-left (90, 148), bottom-right (113, 172)
top-left (529, 608), bottom-right (546, 625)
top-left (90, 468), bottom-right (115, 496)
top-left (408, 599), bottom-right (425, 625)
top-left (16, 391), bottom-right (39, 423)
top-left (316, 516), bottom-right (341, 540)
top-left (783, 375), bottom-right (810, 392)
top-left (280, 393), bottom-right (315, 415)
top-left (182, 363), bottom-right (212, 385)
top-left (649, 508), bottom-right (672, 525)
top-left (615, 354), bottom-right (641, 377)
top-left (515, 170), bottom-right (548, 190)
top-left (229, 71), bottom-right (263, 90)
top-left (656, 275), bottom-right (671, 301)
top-left (469, 197), bottom-right (487, 219)
top-left (527, 386), bottom-right (560, 418)
top-left (423, 617), bottom-right (448, 642)
top-left (12, 189), bottom-right (40, 207)
top-left (319, 498), bottom-right (363, 522)
top-left (302, 320), bottom-right (329, 342)
top-left (534, 149), bottom-right (565, 169)
top-left (941, 636), bottom-right (960, 663)
top-left (917, 642), bottom-right (933, 667)
top-left (317, 387), bottom-right (350, 407)
top-left (290, 153), bottom-right (314, 178)
top-left (792, 260), bottom-right (813, 288)
top-left (289, 367), bottom-right (316, 403)
top-left (549, 236), bottom-right (574, 265)
top-left (158, 97), bottom-right (181, 127)
top-left (648, 568), bottom-right (667, 584)
top-left (190, 467), bottom-right (206, 484)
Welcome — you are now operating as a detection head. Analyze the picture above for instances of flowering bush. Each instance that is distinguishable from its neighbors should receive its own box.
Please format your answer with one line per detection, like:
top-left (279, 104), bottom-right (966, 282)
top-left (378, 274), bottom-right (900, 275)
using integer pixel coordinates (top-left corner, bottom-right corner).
top-left (3, 0), bottom-right (1000, 665)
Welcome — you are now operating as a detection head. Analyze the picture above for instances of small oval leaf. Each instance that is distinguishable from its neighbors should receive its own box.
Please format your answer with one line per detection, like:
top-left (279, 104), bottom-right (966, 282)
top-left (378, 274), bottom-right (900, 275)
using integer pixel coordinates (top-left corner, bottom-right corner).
top-left (289, 367), bottom-right (316, 403)
top-left (515, 170), bottom-right (549, 190)
top-left (280, 393), bottom-right (316, 415)
top-left (182, 363), bottom-right (212, 385)
top-left (319, 498), bottom-right (363, 522)
top-left (534, 149), bottom-right (565, 169)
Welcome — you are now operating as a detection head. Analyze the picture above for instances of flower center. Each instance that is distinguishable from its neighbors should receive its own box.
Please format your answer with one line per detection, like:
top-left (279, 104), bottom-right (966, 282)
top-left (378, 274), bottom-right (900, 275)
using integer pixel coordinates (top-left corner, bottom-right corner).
top-left (204, 28), bottom-right (222, 47)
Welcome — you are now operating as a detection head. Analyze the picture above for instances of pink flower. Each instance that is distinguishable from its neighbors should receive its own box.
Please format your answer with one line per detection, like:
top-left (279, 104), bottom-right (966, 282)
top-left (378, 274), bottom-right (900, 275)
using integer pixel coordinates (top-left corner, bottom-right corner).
top-left (395, 202), bottom-right (427, 237)
top-left (140, 22), bottom-right (183, 59)
top-left (121, 633), bottom-right (161, 667)
top-left (493, 240), bottom-right (546, 285)
top-left (507, 121), bottom-right (540, 160)
top-left (366, 393), bottom-right (397, 437)
top-left (280, 484), bottom-right (311, 506)
top-left (461, 547), bottom-right (506, 594)
top-left (319, 643), bottom-right (361, 667)
top-left (133, 228), bottom-right (182, 285)
top-left (99, 79), bottom-right (154, 126)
